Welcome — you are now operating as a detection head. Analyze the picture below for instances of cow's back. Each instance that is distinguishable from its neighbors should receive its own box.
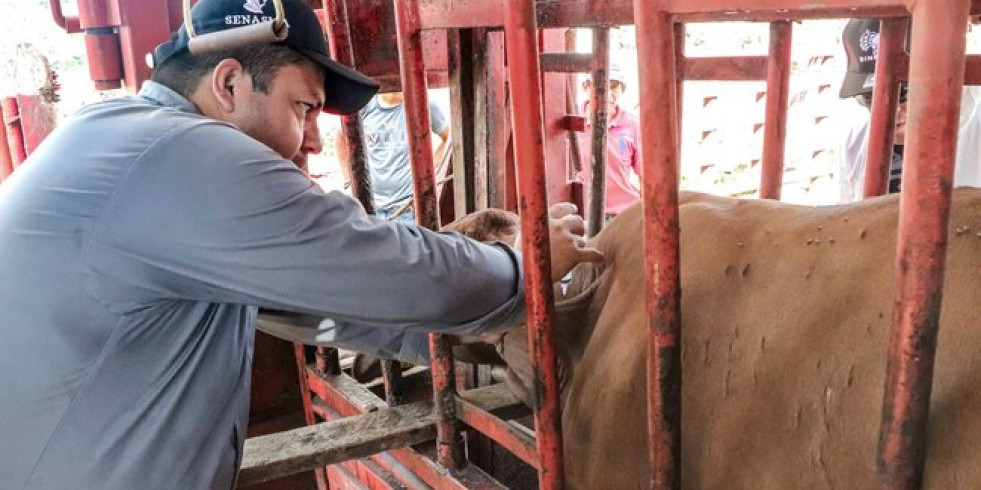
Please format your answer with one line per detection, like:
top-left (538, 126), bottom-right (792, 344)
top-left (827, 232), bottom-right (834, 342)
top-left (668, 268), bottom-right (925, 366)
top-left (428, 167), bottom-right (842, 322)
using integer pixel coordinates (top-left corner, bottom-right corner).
top-left (562, 189), bottom-right (981, 489)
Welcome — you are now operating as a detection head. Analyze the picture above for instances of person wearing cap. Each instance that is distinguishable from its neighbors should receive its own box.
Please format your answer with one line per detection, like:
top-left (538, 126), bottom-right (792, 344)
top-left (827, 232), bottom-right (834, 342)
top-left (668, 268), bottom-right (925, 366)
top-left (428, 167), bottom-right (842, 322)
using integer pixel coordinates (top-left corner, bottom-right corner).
top-left (837, 18), bottom-right (981, 202)
top-left (336, 91), bottom-right (450, 223)
top-left (580, 65), bottom-right (642, 218)
top-left (0, 0), bottom-right (602, 488)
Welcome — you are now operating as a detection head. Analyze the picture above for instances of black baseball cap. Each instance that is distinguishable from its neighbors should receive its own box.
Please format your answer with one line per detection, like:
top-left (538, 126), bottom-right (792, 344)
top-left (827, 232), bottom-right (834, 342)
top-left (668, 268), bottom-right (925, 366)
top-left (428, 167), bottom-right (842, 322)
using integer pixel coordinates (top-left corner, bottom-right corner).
top-left (839, 19), bottom-right (880, 98)
top-left (152, 0), bottom-right (379, 115)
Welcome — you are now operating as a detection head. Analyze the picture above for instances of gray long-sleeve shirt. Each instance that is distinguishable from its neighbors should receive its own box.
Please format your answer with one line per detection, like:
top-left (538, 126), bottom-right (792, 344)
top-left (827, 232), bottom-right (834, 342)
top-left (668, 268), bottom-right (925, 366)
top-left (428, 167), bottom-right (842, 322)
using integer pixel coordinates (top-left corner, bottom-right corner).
top-left (0, 81), bottom-right (524, 489)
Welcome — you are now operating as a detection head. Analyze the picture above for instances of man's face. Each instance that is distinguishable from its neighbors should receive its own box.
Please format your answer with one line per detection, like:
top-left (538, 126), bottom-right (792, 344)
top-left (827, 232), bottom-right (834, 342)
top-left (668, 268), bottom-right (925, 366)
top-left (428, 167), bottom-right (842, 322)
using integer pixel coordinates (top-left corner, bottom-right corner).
top-left (608, 80), bottom-right (624, 116)
top-left (237, 63), bottom-right (326, 161)
top-left (857, 85), bottom-right (908, 145)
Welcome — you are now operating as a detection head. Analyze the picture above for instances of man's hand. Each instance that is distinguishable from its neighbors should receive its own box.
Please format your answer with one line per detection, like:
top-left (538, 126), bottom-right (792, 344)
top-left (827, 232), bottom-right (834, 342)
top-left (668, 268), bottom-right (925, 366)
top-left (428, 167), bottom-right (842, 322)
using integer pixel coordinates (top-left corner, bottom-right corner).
top-left (515, 203), bottom-right (604, 282)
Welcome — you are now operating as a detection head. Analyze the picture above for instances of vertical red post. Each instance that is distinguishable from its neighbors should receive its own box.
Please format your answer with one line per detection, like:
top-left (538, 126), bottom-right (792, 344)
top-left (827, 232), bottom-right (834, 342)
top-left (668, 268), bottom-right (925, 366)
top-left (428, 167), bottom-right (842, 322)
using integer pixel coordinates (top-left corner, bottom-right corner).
top-left (863, 18), bottom-right (907, 199)
top-left (674, 22), bottom-right (685, 152)
top-left (504, 1), bottom-right (564, 488)
top-left (3, 98), bottom-right (27, 168)
top-left (587, 27), bottom-right (610, 237)
top-left (393, 0), bottom-right (463, 469)
top-left (635, 3), bottom-right (682, 490)
top-left (760, 21), bottom-right (792, 201)
top-left (0, 106), bottom-right (13, 181)
top-left (877, 2), bottom-right (969, 489)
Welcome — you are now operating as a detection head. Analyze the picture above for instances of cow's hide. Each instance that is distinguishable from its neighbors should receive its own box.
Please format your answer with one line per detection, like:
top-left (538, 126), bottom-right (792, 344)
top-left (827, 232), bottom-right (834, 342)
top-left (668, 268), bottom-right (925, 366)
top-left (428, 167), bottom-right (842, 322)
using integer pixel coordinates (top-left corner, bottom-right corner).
top-left (498, 189), bottom-right (981, 489)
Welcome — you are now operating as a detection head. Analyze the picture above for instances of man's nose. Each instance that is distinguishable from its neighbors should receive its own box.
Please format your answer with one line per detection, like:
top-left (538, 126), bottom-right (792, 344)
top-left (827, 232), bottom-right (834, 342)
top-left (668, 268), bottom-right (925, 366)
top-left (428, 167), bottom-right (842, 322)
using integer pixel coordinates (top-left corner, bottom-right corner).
top-left (302, 119), bottom-right (323, 156)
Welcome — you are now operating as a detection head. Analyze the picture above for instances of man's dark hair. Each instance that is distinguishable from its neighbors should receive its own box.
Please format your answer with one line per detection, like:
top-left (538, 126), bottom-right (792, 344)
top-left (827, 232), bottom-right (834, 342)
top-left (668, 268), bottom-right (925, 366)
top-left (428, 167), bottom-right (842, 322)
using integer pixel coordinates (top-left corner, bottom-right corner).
top-left (150, 44), bottom-right (317, 99)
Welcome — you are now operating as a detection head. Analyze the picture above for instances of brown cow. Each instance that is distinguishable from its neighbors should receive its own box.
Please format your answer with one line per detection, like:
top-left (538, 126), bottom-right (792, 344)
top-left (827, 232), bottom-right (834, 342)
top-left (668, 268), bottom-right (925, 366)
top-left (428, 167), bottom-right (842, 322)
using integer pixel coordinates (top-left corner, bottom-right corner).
top-left (494, 189), bottom-right (981, 489)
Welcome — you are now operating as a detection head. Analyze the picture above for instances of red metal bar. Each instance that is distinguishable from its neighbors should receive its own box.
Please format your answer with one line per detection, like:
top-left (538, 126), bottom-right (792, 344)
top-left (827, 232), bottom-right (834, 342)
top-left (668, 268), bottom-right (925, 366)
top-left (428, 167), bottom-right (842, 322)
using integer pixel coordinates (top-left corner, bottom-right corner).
top-left (504, 1), bottom-right (564, 488)
top-left (455, 396), bottom-right (540, 468)
top-left (876, 1), bottom-right (969, 489)
top-left (674, 23), bottom-right (685, 151)
top-left (323, 0), bottom-right (375, 215)
top-left (392, 0), bottom-right (462, 470)
top-left (48, 0), bottom-right (82, 33)
top-left (115, 0), bottom-right (171, 92)
top-left (587, 27), bottom-right (610, 237)
top-left (307, 369), bottom-right (507, 490)
top-left (635, 3), bottom-right (682, 490)
top-left (0, 107), bottom-right (13, 181)
top-left (3, 98), bottom-right (27, 168)
top-left (863, 18), bottom-right (907, 199)
top-left (540, 52), bottom-right (593, 73)
top-left (682, 56), bottom-right (768, 81)
top-left (417, 0), bottom-right (913, 31)
top-left (293, 345), bottom-right (329, 489)
top-left (760, 21), bottom-right (792, 200)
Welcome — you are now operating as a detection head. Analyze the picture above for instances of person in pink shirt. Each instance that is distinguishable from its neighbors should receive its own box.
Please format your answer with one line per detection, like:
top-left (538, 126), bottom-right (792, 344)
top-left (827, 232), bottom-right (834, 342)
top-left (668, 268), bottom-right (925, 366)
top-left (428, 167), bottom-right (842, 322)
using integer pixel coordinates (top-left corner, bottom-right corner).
top-left (581, 65), bottom-right (642, 219)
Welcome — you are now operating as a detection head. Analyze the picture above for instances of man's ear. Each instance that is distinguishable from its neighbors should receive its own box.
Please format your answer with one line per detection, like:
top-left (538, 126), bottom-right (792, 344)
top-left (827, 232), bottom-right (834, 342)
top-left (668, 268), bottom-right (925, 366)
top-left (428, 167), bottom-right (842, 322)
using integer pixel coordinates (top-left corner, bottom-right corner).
top-left (211, 58), bottom-right (249, 114)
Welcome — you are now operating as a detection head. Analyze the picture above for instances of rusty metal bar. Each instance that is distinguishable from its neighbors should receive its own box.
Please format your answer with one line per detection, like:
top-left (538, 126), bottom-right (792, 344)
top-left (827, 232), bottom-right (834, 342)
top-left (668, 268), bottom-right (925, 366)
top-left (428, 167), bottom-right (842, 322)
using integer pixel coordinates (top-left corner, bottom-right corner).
top-left (306, 368), bottom-right (508, 489)
top-left (863, 18), bottom-right (907, 199)
top-left (635, 3), bottom-right (682, 490)
top-left (541, 52), bottom-right (593, 73)
top-left (292, 344), bottom-right (329, 489)
top-left (322, 0), bottom-right (370, 389)
top-left (454, 394), bottom-right (540, 468)
top-left (504, 0), bottom-right (565, 487)
top-left (324, 0), bottom-right (374, 214)
top-left (587, 27), bottom-right (610, 237)
top-left (760, 21), bottom-right (792, 200)
top-left (392, 0), bottom-right (463, 470)
top-left (3, 98), bottom-right (27, 168)
top-left (682, 56), bottom-right (768, 81)
top-left (876, 1), bottom-right (969, 489)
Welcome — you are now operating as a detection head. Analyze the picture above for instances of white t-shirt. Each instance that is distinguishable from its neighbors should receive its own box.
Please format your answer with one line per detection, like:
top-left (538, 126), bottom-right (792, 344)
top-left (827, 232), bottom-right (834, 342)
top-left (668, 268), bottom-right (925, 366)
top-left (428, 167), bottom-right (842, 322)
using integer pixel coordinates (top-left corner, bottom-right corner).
top-left (837, 87), bottom-right (981, 203)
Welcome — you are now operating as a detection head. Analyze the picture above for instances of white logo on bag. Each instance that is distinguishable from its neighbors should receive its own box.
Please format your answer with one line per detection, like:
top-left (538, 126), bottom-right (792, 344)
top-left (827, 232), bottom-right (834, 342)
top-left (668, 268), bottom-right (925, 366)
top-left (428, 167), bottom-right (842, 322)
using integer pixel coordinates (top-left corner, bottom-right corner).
top-left (243, 0), bottom-right (268, 14)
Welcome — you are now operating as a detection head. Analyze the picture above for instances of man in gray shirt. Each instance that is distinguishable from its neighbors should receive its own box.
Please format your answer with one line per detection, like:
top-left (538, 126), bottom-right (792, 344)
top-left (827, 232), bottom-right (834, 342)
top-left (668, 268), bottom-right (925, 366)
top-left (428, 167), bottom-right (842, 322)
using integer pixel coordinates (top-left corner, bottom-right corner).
top-left (338, 91), bottom-right (450, 222)
top-left (0, 0), bottom-right (602, 488)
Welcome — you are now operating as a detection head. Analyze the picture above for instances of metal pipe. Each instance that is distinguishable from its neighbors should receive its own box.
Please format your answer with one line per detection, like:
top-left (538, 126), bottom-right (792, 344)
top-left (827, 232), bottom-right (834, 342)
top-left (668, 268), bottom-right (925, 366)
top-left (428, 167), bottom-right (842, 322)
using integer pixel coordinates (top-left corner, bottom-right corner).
top-left (3, 98), bottom-right (27, 168)
top-left (504, 0), bottom-right (565, 488)
top-left (876, 1), bottom-right (969, 488)
top-left (759, 21), bottom-right (792, 200)
top-left (48, 0), bottom-right (81, 33)
top-left (635, 3), bottom-right (682, 490)
top-left (863, 18), bottom-right (906, 199)
top-left (77, 0), bottom-right (122, 90)
top-left (587, 27), bottom-right (610, 237)
top-left (393, 0), bottom-right (462, 469)
top-left (291, 344), bottom-right (329, 489)
top-left (321, 0), bottom-right (367, 382)
top-left (0, 105), bottom-right (14, 181)
top-left (674, 22), bottom-right (685, 152)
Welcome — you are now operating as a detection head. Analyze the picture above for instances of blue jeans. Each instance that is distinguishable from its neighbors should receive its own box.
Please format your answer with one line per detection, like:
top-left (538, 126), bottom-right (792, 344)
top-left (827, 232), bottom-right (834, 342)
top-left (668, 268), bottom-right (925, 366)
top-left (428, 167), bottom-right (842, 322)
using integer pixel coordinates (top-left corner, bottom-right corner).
top-left (375, 206), bottom-right (416, 224)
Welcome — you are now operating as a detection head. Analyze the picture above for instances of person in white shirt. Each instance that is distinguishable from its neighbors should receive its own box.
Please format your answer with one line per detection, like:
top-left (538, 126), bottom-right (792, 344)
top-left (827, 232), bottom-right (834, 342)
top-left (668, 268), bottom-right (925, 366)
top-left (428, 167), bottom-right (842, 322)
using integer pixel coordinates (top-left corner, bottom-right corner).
top-left (836, 18), bottom-right (981, 203)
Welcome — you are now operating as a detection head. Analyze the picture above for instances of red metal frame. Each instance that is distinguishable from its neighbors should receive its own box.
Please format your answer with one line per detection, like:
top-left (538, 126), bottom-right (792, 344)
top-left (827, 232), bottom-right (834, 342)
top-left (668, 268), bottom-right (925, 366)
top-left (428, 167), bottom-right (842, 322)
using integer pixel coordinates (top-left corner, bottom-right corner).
top-left (0, 106), bottom-right (13, 181)
top-left (878, 2), bottom-right (969, 488)
top-left (504, 1), bottom-right (565, 488)
top-left (634, 5), bottom-right (683, 489)
top-left (2, 98), bottom-right (27, 169)
top-left (759, 21), bottom-right (792, 200)
top-left (41, 0), bottom-right (972, 487)
top-left (392, 0), bottom-right (465, 471)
